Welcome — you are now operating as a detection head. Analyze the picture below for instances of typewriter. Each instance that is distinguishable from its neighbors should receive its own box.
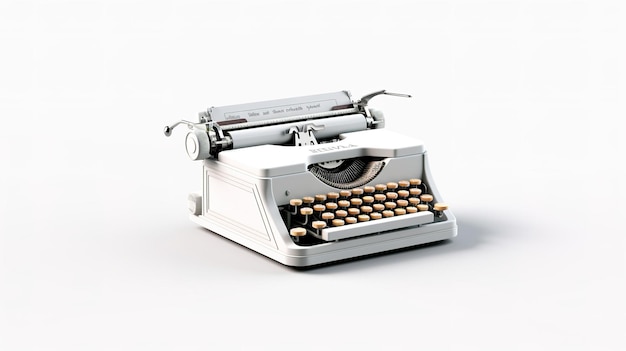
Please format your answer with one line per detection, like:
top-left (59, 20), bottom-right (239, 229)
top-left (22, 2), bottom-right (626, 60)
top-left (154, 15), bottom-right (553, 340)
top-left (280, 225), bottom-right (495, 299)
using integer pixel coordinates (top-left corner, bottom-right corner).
top-left (164, 90), bottom-right (457, 267)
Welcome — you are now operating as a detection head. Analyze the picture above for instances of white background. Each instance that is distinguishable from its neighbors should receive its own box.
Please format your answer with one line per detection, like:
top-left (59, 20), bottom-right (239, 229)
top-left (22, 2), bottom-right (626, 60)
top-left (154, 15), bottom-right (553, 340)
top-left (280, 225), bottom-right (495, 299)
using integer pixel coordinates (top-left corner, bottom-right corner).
top-left (1, 0), bottom-right (625, 350)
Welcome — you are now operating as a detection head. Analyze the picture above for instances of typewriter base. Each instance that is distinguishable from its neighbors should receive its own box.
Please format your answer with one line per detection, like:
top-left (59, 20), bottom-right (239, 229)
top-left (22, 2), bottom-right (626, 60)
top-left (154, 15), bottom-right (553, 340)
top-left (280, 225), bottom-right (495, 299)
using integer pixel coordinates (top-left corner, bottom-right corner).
top-left (190, 213), bottom-right (457, 267)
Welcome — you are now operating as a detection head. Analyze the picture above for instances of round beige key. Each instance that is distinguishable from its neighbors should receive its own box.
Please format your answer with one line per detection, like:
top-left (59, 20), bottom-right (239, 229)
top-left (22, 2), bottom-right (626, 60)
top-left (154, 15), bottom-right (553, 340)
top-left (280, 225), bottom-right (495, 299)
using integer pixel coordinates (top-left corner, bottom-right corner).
top-left (387, 182), bottom-right (398, 190)
top-left (348, 208), bottom-right (360, 216)
top-left (398, 190), bottom-right (409, 198)
top-left (398, 180), bottom-right (410, 188)
top-left (374, 194), bottom-right (386, 202)
top-left (312, 221), bottom-right (326, 229)
top-left (410, 178), bottom-right (422, 186)
top-left (313, 204), bottom-right (326, 213)
top-left (339, 190), bottom-right (352, 198)
top-left (420, 194), bottom-right (433, 203)
top-left (382, 210), bottom-right (394, 218)
top-left (302, 196), bottom-right (315, 204)
top-left (394, 208), bottom-right (406, 216)
top-left (300, 207), bottom-right (313, 215)
top-left (325, 202), bottom-right (338, 211)
top-left (350, 198), bottom-right (363, 207)
top-left (332, 219), bottom-right (345, 227)
top-left (417, 204), bottom-right (429, 211)
top-left (338, 200), bottom-right (350, 208)
top-left (315, 194), bottom-right (327, 203)
top-left (409, 188), bottom-right (422, 196)
top-left (362, 195), bottom-right (374, 204)
top-left (363, 186), bottom-right (376, 194)
top-left (312, 220), bottom-right (327, 236)
top-left (434, 203), bottom-right (449, 211)
top-left (360, 205), bottom-right (373, 214)
top-left (373, 203), bottom-right (385, 212)
top-left (357, 214), bottom-right (370, 222)
top-left (385, 201), bottom-right (397, 209)
top-left (327, 192), bottom-right (340, 200)
top-left (386, 192), bottom-right (398, 200)
top-left (370, 212), bottom-right (382, 220)
top-left (290, 198), bottom-right (303, 207)
top-left (345, 217), bottom-right (357, 224)
top-left (351, 188), bottom-right (364, 197)
top-left (321, 212), bottom-right (334, 220)
top-left (408, 197), bottom-right (420, 206)
top-left (290, 227), bottom-right (307, 237)
top-left (396, 199), bottom-right (409, 208)
top-left (335, 210), bottom-right (348, 218)
top-left (375, 184), bottom-right (387, 192)
top-left (406, 206), bottom-right (418, 213)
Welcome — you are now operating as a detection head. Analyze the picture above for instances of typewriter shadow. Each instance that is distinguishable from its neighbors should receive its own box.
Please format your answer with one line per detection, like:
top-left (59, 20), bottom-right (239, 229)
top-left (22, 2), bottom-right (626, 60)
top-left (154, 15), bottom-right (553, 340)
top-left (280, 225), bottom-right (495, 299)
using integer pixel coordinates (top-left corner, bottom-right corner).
top-left (292, 216), bottom-right (493, 273)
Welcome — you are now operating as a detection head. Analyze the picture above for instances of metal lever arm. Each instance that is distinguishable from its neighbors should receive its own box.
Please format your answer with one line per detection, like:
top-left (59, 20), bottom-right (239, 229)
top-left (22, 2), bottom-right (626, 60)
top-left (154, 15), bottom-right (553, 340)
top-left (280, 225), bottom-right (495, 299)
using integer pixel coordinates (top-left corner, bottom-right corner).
top-left (163, 120), bottom-right (201, 137)
top-left (357, 90), bottom-right (411, 108)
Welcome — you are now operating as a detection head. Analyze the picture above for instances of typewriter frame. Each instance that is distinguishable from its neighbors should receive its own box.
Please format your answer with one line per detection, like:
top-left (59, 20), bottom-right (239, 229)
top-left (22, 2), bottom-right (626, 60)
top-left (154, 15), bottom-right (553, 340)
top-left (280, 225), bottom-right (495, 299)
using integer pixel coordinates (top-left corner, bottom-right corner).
top-left (187, 129), bottom-right (457, 267)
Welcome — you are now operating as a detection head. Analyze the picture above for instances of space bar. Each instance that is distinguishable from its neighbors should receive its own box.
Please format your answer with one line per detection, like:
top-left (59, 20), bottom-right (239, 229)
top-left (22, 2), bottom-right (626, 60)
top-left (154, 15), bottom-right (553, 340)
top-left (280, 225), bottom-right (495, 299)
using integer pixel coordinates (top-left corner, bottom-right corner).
top-left (320, 211), bottom-right (434, 241)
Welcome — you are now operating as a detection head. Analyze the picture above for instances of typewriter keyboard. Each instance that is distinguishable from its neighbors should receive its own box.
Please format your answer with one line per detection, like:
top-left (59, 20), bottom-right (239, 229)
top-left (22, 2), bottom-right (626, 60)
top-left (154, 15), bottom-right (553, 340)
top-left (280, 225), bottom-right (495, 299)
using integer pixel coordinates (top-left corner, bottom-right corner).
top-left (280, 179), bottom-right (448, 245)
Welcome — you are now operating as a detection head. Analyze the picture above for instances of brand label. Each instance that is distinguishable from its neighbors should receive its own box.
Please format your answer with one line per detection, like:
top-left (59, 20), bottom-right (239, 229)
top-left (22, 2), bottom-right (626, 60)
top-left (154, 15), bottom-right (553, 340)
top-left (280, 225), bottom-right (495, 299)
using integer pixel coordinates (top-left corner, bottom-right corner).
top-left (309, 144), bottom-right (357, 153)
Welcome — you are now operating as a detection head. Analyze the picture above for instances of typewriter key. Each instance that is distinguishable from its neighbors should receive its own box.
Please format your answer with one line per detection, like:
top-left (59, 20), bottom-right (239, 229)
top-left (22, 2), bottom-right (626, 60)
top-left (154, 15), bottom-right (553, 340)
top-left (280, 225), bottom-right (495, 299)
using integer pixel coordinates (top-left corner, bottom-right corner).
top-left (327, 192), bottom-right (340, 201)
top-left (290, 198), bottom-right (302, 207)
top-left (374, 184), bottom-right (387, 193)
top-left (360, 206), bottom-right (373, 214)
top-left (338, 200), bottom-right (350, 209)
top-left (406, 206), bottom-right (418, 214)
top-left (370, 212), bottom-right (382, 220)
top-left (325, 202), bottom-right (338, 211)
top-left (335, 210), bottom-right (348, 218)
top-left (420, 194), bottom-right (433, 203)
top-left (332, 219), bottom-right (345, 227)
top-left (394, 208), bottom-right (406, 216)
top-left (398, 190), bottom-right (410, 199)
top-left (290, 227), bottom-right (307, 243)
top-left (315, 194), bottom-right (327, 203)
top-left (409, 188), bottom-right (422, 196)
top-left (350, 198), bottom-right (363, 207)
top-left (339, 190), bottom-right (352, 199)
top-left (300, 207), bottom-right (313, 225)
top-left (387, 182), bottom-right (399, 190)
top-left (348, 208), bottom-right (360, 216)
top-left (351, 188), bottom-right (364, 197)
top-left (362, 195), bottom-right (374, 205)
top-left (313, 204), bottom-right (326, 216)
top-left (302, 196), bottom-right (315, 206)
top-left (345, 217), bottom-right (357, 224)
top-left (396, 199), bottom-right (408, 208)
top-left (382, 210), bottom-right (394, 218)
top-left (374, 194), bottom-right (386, 203)
top-left (398, 180), bottom-right (410, 189)
top-left (363, 186), bottom-right (376, 194)
top-left (433, 203), bottom-right (448, 217)
top-left (289, 198), bottom-right (302, 214)
top-left (372, 203), bottom-right (385, 212)
top-left (409, 178), bottom-right (422, 187)
top-left (386, 192), bottom-right (398, 200)
top-left (417, 204), bottom-right (429, 211)
top-left (384, 201), bottom-right (397, 210)
top-left (311, 221), bottom-right (327, 237)
top-left (357, 214), bottom-right (370, 222)
top-left (321, 212), bottom-right (334, 224)
top-left (408, 197), bottom-right (420, 206)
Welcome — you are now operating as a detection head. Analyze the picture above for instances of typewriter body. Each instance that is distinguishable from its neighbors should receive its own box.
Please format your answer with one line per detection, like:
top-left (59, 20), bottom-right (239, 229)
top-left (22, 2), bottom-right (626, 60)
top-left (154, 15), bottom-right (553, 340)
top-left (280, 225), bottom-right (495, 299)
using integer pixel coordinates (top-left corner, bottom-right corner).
top-left (164, 90), bottom-right (457, 267)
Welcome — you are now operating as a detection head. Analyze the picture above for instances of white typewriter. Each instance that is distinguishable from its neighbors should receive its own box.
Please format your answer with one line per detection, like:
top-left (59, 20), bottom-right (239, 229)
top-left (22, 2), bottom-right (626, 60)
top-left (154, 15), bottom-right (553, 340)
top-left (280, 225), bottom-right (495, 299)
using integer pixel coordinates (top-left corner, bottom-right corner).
top-left (164, 90), bottom-right (457, 267)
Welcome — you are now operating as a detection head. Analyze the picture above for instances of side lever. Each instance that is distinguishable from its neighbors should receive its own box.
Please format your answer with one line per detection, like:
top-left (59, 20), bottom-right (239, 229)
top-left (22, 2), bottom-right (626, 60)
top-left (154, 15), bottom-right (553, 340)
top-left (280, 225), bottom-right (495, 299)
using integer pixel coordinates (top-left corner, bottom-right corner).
top-left (357, 90), bottom-right (411, 109)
